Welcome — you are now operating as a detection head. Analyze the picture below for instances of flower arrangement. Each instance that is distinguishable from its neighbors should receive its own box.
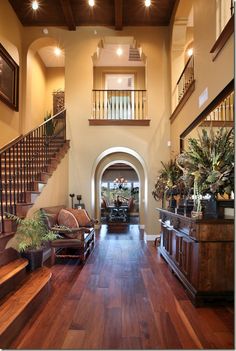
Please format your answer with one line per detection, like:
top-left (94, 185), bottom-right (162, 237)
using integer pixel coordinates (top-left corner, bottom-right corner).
top-left (177, 127), bottom-right (234, 197)
top-left (152, 159), bottom-right (185, 208)
top-left (177, 127), bottom-right (234, 217)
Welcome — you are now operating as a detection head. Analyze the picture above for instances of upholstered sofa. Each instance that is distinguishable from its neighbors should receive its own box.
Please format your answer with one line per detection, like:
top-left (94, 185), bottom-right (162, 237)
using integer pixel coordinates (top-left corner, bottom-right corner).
top-left (40, 205), bottom-right (96, 265)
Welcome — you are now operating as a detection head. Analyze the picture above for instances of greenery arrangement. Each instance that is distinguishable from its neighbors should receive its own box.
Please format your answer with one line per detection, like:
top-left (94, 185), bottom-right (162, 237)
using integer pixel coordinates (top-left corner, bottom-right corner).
top-left (152, 159), bottom-right (185, 207)
top-left (177, 127), bottom-right (234, 197)
top-left (44, 111), bottom-right (54, 136)
top-left (5, 210), bottom-right (59, 252)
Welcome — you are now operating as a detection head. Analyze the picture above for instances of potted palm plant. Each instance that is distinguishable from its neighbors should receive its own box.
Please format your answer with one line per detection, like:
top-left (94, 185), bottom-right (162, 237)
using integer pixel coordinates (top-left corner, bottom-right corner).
top-left (177, 127), bottom-right (234, 218)
top-left (5, 211), bottom-right (59, 271)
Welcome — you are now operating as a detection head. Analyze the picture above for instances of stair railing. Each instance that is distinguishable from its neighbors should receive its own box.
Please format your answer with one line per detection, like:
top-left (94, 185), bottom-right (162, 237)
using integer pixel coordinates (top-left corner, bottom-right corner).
top-left (0, 109), bottom-right (66, 234)
top-left (176, 55), bottom-right (194, 103)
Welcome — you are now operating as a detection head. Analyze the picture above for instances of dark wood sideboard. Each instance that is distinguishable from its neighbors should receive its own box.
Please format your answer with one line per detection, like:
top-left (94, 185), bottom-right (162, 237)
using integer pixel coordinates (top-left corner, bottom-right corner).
top-left (157, 208), bottom-right (234, 305)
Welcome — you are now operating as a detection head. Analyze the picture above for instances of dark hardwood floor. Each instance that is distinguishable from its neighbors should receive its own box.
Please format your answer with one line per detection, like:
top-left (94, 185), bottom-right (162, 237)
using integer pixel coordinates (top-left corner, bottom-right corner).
top-left (10, 225), bottom-right (234, 349)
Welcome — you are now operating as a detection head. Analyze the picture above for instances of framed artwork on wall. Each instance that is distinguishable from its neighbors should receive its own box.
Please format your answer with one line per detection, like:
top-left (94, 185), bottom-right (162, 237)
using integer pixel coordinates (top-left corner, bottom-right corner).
top-left (0, 43), bottom-right (19, 111)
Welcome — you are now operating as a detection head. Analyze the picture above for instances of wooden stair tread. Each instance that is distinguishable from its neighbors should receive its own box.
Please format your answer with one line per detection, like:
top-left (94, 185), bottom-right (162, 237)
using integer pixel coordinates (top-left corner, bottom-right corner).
top-left (0, 258), bottom-right (28, 286)
top-left (0, 266), bottom-right (51, 334)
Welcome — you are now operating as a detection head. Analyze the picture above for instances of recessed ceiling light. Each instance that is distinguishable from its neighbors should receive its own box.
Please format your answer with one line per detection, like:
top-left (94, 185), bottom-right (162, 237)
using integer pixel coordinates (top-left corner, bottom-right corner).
top-left (43, 28), bottom-right (48, 35)
top-left (88, 0), bottom-right (95, 7)
top-left (31, 0), bottom-right (39, 10)
top-left (187, 48), bottom-right (193, 57)
top-left (117, 78), bottom-right (122, 84)
top-left (145, 0), bottom-right (151, 7)
top-left (116, 48), bottom-right (123, 56)
top-left (54, 47), bottom-right (62, 56)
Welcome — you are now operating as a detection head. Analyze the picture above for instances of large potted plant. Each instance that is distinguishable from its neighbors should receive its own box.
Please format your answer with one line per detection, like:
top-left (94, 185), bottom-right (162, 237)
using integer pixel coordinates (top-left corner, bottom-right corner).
top-left (177, 127), bottom-right (234, 217)
top-left (152, 159), bottom-right (185, 209)
top-left (6, 211), bottom-right (59, 271)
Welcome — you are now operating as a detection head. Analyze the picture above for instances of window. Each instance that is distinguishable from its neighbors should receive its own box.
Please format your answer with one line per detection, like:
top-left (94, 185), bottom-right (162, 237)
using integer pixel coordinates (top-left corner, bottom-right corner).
top-left (216, 0), bottom-right (234, 37)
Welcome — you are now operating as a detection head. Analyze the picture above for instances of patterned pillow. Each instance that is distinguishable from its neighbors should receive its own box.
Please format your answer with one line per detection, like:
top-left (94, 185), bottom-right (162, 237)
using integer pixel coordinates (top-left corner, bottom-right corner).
top-left (58, 208), bottom-right (79, 228)
top-left (66, 208), bottom-right (92, 227)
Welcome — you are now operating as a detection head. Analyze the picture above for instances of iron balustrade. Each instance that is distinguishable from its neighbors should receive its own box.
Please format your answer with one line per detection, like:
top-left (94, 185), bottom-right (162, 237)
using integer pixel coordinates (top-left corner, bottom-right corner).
top-left (0, 109), bottom-right (66, 234)
top-left (92, 90), bottom-right (147, 120)
top-left (177, 55), bottom-right (194, 103)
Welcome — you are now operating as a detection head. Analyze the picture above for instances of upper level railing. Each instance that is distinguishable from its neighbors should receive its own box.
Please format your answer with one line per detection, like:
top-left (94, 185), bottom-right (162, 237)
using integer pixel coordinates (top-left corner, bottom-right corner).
top-left (200, 90), bottom-right (234, 126)
top-left (177, 55), bottom-right (194, 103)
top-left (0, 110), bottom-right (66, 233)
top-left (91, 90), bottom-right (147, 121)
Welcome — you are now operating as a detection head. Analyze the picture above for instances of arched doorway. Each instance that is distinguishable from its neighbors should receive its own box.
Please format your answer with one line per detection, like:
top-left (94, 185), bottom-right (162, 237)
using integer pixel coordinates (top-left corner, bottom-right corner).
top-left (23, 37), bottom-right (65, 133)
top-left (100, 162), bottom-right (140, 225)
top-left (91, 147), bottom-right (147, 229)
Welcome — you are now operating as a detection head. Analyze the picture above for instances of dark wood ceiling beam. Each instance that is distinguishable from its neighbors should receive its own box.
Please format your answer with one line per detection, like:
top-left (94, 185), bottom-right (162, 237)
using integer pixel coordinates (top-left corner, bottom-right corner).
top-left (60, 0), bottom-right (76, 31)
top-left (115, 0), bottom-right (123, 30)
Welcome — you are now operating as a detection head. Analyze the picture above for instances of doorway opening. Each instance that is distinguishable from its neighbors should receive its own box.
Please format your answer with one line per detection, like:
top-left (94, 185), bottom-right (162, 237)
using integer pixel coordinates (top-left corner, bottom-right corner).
top-left (100, 162), bottom-right (139, 225)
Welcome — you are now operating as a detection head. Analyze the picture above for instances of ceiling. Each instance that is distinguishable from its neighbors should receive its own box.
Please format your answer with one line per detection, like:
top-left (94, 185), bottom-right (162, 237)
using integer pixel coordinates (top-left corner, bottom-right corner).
top-left (8, 0), bottom-right (177, 31)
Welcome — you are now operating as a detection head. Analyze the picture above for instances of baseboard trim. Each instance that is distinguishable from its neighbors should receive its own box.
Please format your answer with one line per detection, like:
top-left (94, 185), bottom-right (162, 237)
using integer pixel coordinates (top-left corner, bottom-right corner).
top-left (144, 234), bottom-right (159, 241)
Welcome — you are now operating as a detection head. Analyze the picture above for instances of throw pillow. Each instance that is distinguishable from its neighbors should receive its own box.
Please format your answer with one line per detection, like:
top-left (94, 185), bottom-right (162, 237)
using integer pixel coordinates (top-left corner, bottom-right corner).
top-left (67, 208), bottom-right (92, 227)
top-left (58, 208), bottom-right (79, 228)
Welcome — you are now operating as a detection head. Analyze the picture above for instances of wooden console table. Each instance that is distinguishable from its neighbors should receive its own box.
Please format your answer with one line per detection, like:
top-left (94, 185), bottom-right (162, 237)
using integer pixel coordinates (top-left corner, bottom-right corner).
top-left (157, 208), bottom-right (234, 305)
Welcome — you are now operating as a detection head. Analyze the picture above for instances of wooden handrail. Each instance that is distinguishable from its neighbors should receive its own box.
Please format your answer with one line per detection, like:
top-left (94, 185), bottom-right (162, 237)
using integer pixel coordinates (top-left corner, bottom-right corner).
top-left (1, 109), bottom-right (66, 155)
top-left (0, 110), bottom-right (66, 234)
top-left (0, 135), bottom-right (23, 153)
top-left (176, 56), bottom-right (194, 85)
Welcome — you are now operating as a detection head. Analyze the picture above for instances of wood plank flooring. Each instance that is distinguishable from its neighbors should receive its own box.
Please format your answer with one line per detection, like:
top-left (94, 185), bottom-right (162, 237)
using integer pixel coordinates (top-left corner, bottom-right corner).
top-left (10, 225), bottom-right (234, 349)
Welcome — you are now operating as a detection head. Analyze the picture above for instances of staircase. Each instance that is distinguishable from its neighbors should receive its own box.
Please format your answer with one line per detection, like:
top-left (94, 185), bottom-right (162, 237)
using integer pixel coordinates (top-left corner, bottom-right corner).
top-left (0, 109), bottom-right (69, 348)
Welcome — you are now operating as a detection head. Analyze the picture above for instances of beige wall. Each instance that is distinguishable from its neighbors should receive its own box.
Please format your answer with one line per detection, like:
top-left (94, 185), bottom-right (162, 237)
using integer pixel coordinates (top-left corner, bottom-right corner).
top-left (27, 154), bottom-right (69, 217)
top-left (93, 66), bottom-right (145, 90)
top-left (45, 67), bottom-right (65, 114)
top-left (0, 0), bottom-right (22, 147)
top-left (24, 51), bottom-right (47, 131)
top-left (170, 0), bottom-right (234, 154)
top-left (20, 25), bottom-right (171, 234)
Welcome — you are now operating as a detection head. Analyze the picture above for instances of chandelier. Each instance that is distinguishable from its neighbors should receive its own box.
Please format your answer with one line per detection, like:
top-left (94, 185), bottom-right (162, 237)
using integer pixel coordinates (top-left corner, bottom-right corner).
top-left (113, 177), bottom-right (128, 189)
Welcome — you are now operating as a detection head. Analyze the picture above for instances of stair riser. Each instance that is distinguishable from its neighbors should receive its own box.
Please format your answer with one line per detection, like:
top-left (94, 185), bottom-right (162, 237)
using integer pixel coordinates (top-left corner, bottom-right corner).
top-left (15, 204), bottom-right (33, 218)
top-left (0, 269), bottom-right (27, 301)
top-left (0, 281), bottom-right (51, 349)
top-left (0, 204), bottom-right (33, 218)
top-left (25, 192), bottom-right (40, 203)
top-left (0, 219), bottom-right (17, 233)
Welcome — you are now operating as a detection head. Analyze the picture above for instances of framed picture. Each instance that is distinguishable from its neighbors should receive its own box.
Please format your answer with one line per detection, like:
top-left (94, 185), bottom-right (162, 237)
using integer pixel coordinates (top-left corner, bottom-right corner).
top-left (0, 43), bottom-right (19, 111)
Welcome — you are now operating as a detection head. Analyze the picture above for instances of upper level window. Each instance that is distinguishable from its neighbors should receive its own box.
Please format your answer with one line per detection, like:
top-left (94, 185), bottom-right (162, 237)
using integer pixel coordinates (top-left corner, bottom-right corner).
top-left (216, 0), bottom-right (234, 38)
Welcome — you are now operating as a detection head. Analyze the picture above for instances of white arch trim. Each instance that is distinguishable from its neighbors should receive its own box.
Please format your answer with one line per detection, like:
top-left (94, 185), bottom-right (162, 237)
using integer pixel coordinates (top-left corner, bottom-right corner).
top-left (91, 147), bottom-right (148, 214)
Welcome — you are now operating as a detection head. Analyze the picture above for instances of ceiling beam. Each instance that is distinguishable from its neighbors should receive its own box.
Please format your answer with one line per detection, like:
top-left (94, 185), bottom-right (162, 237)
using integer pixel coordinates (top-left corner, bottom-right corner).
top-left (60, 0), bottom-right (76, 31)
top-left (115, 0), bottom-right (123, 30)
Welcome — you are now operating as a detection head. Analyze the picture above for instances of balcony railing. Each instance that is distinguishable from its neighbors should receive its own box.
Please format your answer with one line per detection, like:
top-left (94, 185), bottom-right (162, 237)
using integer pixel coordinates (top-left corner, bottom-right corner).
top-left (177, 55), bottom-right (194, 103)
top-left (200, 90), bottom-right (234, 127)
top-left (91, 90), bottom-right (147, 121)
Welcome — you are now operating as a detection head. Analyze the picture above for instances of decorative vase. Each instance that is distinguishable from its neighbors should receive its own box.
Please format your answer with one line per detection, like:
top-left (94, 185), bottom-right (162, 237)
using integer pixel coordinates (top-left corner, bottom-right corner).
top-left (168, 194), bottom-right (177, 211)
top-left (202, 193), bottom-right (218, 218)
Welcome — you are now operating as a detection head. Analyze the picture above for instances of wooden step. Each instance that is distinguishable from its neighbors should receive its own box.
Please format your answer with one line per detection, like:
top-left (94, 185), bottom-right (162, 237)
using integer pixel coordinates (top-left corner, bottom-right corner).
top-left (25, 190), bottom-right (41, 203)
top-left (0, 258), bottom-right (28, 300)
top-left (0, 266), bottom-right (52, 348)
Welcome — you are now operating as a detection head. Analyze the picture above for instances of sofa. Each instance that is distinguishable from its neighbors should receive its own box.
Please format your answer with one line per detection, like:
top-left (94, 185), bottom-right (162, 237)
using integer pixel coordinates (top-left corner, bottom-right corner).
top-left (40, 205), bottom-right (96, 265)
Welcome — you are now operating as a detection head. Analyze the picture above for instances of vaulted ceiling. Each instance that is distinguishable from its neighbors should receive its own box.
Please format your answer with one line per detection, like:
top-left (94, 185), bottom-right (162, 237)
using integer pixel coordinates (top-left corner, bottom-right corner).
top-left (8, 0), bottom-right (177, 31)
